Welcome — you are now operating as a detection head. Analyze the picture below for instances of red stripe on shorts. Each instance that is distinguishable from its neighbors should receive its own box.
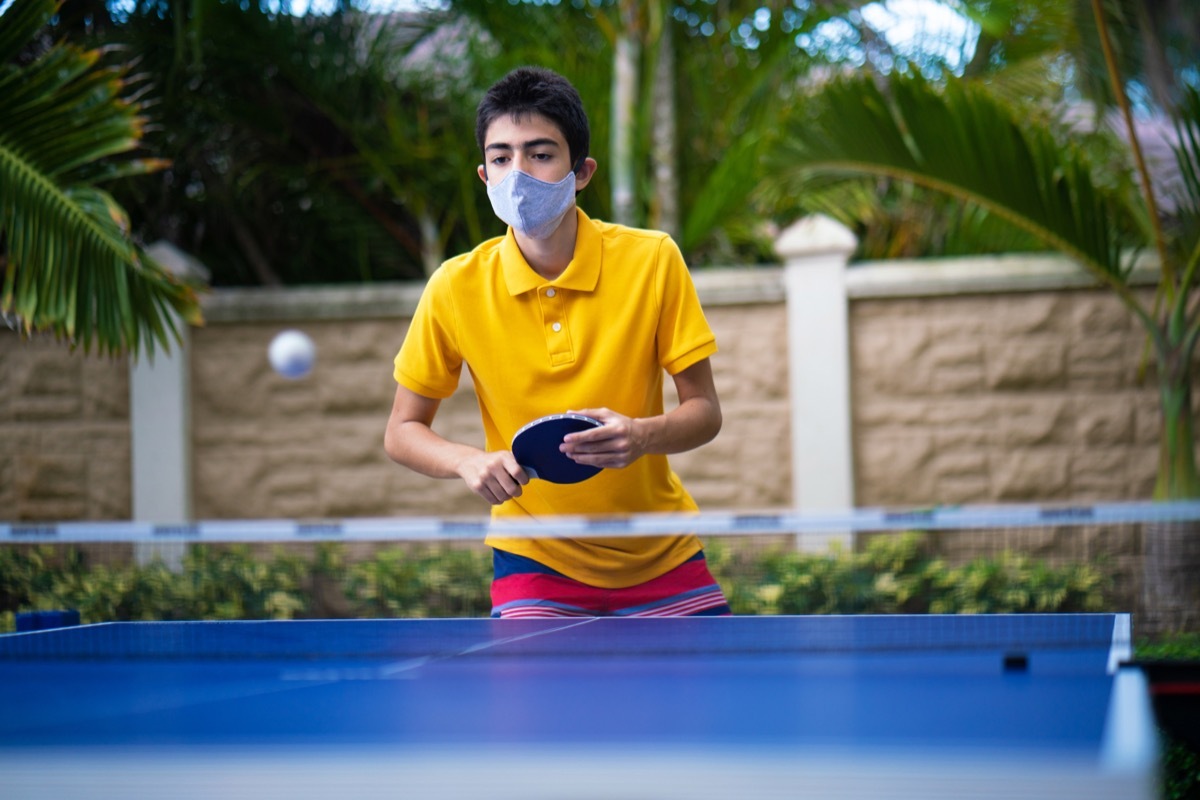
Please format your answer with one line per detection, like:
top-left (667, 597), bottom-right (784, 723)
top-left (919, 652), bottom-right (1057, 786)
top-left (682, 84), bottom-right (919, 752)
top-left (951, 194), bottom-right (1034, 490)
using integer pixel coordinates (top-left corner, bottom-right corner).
top-left (491, 556), bottom-right (730, 618)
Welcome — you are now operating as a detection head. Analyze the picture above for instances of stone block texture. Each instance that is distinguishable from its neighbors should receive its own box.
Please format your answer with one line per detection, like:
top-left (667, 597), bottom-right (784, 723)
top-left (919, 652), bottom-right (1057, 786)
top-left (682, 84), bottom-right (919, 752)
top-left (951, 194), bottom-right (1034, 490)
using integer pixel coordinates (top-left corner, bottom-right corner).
top-left (850, 287), bottom-right (1193, 506)
top-left (1, 280), bottom-right (1190, 522)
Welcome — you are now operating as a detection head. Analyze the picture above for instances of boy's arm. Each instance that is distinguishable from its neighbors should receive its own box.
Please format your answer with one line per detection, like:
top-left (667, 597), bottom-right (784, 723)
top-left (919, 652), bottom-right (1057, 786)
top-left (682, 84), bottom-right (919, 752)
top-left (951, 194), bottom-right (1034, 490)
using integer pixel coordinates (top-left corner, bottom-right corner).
top-left (563, 358), bottom-right (722, 468)
top-left (384, 384), bottom-right (529, 505)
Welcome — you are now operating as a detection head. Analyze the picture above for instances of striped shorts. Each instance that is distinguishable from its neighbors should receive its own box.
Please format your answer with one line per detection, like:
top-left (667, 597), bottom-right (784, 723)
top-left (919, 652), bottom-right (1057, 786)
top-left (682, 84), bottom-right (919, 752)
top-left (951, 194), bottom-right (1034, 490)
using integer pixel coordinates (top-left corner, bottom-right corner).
top-left (490, 549), bottom-right (732, 618)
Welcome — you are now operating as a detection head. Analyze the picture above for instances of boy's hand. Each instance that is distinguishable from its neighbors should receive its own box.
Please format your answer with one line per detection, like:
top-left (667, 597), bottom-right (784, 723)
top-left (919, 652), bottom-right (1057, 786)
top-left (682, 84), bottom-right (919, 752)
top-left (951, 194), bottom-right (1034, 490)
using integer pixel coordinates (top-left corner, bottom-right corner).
top-left (559, 408), bottom-right (646, 469)
top-left (456, 450), bottom-right (529, 505)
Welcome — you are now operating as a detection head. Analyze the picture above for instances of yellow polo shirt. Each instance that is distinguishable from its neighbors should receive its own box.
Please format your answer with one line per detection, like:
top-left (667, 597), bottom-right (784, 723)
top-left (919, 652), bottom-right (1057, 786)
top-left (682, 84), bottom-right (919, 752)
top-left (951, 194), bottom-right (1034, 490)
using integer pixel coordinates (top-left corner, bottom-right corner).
top-left (394, 208), bottom-right (717, 587)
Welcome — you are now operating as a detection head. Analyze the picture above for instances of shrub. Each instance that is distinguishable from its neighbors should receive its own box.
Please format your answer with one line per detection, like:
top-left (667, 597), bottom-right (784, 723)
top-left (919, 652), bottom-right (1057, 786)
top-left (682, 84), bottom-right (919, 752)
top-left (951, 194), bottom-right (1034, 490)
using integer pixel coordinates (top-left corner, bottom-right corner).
top-left (1, 533), bottom-right (1109, 630)
top-left (707, 532), bottom-right (1108, 616)
top-left (342, 546), bottom-right (491, 619)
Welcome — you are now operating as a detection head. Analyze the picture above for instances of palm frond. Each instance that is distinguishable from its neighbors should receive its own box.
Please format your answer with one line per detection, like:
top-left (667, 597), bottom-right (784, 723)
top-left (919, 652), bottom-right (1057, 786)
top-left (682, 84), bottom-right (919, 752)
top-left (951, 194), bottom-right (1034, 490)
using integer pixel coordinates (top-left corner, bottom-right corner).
top-left (0, 0), bottom-right (55, 61)
top-left (0, 0), bottom-right (202, 358)
top-left (779, 176), bottom-right (1046, 260)
top-left (770, 73), bottom-right (1151, 318)
top-left (1173, 86), bottom-right (1200, 229)
top-left (681, 131), bottom-right (764, 253)
top-left (1169, 85), bottom-right (1200, 331)
top-left (973, 52), bottom-right (1072, 113)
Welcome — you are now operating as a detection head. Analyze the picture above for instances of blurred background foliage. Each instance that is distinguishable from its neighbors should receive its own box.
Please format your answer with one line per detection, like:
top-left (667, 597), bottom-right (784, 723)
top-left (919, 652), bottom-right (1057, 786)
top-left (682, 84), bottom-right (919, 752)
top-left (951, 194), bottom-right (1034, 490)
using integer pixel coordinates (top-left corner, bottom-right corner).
top-left (8, 0), bottom-right (1199, 286)
top-left (0, 534), bottom-right (1109, 623)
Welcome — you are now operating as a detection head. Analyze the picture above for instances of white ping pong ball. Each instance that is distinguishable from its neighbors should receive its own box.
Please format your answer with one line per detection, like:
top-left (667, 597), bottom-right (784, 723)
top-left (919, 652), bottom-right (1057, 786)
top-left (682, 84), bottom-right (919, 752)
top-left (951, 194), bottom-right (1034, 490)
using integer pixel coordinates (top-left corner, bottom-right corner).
top-left (268, 330), bottom-right (316, 379)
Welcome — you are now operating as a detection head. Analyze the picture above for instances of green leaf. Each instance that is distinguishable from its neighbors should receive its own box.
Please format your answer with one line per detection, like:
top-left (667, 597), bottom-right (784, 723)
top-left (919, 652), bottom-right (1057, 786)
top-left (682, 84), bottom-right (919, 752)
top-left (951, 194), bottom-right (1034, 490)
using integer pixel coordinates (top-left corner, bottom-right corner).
top-left (0, 1), bottom-right (202, 358)
top-left (767, 71), bottom-right (1163, 333)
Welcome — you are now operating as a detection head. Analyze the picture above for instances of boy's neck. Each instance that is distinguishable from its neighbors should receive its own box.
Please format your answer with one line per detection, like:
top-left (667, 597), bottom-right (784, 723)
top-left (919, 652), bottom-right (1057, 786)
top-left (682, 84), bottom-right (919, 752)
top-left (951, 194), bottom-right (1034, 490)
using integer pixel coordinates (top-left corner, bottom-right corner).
top-left (514, 207), bottom-right (579, 281)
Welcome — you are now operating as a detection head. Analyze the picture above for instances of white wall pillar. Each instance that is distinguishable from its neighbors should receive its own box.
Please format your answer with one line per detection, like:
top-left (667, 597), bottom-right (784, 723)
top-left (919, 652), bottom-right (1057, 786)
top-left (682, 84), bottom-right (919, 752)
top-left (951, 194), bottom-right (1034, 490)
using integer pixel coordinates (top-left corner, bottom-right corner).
top-left (130, 335), bottom-right (192, 524)
top-left (775, 215), bottom-right (858, 550)
top-left (129, 243), bottom-right (205, 566)
top-left (129, 323), bottom-right (191, 569)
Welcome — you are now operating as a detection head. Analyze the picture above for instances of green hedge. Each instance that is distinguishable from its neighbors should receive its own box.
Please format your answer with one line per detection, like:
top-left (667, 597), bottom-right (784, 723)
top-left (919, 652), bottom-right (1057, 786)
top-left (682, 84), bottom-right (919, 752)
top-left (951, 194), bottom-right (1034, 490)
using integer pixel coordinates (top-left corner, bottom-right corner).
top-left (1, 533), bottom-right (1108, 630)
top-left (0, 542), bottom-right (494, 629)
top-left (710, 532), bottom-right (1108, 615)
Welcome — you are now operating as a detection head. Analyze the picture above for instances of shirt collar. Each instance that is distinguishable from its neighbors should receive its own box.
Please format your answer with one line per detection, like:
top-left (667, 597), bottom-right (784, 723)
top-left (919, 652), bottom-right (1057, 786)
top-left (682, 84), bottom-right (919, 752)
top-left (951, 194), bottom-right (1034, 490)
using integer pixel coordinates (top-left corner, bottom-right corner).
top-left (501, 207), bottom-right (601, 296)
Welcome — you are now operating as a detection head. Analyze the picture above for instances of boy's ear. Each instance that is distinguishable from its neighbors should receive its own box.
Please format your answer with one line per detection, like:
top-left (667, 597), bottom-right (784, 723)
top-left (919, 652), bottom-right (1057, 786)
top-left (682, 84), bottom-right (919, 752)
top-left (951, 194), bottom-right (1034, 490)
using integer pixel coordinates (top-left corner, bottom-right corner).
top-left (477, 164), bottom-right (489, 184)
top-left (574, 157), bottom-right (598, 190)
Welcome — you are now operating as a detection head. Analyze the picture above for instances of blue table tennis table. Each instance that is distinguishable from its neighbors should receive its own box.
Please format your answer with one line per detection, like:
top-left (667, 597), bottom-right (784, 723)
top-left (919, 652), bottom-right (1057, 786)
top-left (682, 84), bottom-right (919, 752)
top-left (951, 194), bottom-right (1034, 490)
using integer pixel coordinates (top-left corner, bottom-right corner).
top-left (0, 613), bottom-right (1157, 799)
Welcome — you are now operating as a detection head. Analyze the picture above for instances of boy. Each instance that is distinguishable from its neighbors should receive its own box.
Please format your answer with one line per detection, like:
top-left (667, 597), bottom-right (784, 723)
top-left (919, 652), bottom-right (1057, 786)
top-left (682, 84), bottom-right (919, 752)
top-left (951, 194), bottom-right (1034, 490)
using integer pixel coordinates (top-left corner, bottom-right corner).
top-left (384, 66), bottom-right (730, 618)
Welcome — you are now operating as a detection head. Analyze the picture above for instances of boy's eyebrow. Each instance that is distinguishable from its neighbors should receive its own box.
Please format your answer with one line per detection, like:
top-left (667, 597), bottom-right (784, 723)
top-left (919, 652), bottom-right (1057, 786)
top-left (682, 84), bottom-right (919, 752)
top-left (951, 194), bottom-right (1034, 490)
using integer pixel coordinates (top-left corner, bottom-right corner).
top-left (484, 138), bottom-right (562, 153)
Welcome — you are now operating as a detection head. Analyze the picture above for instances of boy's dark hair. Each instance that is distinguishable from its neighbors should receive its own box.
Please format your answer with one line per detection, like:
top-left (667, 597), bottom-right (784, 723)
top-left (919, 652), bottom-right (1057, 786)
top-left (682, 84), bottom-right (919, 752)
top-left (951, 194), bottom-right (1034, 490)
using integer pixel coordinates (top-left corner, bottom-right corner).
top-left (476, 67), bottom-right (590, 174)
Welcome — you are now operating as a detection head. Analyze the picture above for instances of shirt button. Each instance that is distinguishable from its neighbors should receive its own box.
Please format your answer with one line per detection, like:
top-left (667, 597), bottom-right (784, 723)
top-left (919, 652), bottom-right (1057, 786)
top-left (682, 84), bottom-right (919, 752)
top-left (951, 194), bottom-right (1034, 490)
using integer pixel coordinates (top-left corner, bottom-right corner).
top-left (551, 322), bottom-right (562, 332)
top-left (546, 288), bottom-right (556, 297)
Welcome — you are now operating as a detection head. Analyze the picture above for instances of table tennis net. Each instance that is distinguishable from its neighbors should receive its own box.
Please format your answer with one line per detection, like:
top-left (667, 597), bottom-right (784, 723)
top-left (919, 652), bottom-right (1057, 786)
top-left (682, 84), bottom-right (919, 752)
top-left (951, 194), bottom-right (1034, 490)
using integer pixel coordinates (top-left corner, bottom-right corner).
top-left (0, 613), bottom-right (1130, 663)
top-left (2, 501), bottom-right (1197, 635)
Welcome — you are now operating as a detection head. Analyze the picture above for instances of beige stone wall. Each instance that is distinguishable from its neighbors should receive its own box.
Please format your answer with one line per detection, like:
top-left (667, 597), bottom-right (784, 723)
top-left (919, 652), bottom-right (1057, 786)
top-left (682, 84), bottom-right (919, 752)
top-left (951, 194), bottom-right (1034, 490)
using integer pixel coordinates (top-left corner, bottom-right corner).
top-left (186, 301), bottom-right (793, 520)
top-left (0, 333), bottom-right (132, 520)
top-left (1, 265), bottom-right (1186, 523)
top-left (189, 318), bottom-right (409, 519)
top-left (851, 288), bottom-right (1169, 506)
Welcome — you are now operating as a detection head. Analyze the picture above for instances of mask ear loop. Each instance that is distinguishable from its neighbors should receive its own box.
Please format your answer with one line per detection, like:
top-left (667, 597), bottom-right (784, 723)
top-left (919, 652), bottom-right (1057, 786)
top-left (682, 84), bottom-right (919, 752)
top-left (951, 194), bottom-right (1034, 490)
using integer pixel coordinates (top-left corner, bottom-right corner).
top-left (571, 154), bottom-right (588, 196)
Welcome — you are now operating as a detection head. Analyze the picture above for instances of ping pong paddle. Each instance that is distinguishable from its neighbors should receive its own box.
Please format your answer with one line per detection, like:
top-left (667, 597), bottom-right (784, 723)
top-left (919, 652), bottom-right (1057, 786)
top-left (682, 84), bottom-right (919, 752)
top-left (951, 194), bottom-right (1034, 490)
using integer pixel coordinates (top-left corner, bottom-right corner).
top-left (512, 413), bottom-right (603, 484)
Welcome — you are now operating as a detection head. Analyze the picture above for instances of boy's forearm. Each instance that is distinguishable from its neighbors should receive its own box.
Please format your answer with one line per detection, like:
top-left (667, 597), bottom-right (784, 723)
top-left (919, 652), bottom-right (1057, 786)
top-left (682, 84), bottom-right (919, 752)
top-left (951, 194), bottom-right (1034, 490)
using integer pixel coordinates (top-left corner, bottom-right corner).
top-left (385, 421), bottom-right (482, 480)
top-left (636, 395), bottom-right (722, 456)
top-left (636, 356), bottom-right (721, 456)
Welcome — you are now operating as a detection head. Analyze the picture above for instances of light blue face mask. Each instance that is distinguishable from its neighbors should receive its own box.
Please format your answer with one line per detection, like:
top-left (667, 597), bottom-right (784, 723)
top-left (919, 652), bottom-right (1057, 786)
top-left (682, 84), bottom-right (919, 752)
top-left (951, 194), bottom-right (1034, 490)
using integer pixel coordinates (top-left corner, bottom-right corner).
top-left (486, 169), bottom-right (576, 239)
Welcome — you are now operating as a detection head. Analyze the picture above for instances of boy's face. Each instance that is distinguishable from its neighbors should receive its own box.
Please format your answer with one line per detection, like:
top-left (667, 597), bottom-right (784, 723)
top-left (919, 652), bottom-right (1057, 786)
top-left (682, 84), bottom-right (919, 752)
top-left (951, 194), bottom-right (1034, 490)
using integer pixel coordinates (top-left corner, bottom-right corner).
top-left (477, 113), bottom-right (595, 189)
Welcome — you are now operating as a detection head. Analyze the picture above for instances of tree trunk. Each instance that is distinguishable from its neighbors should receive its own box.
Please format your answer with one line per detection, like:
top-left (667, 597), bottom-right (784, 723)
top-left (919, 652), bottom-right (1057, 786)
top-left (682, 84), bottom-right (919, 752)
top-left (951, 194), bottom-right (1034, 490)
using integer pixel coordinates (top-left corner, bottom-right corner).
top-left (1141, 343), bottom-right (1200, 637)
top-left (650, 12), bottom-right (678, 241)
top-left (611, 0), bottom-right (640, 226)
top-left (1140, 519), bottom-right (1200, 637)
top-left (419, 211), bottom-right (441, 277)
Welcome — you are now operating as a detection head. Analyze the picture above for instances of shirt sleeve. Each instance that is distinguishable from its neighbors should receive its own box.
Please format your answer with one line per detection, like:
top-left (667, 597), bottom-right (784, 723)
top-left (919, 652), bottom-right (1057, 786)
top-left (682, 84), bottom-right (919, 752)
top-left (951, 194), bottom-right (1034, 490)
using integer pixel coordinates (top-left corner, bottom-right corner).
top-left (393, 266), bottom-right (463, 399)
top-left (654, 236), bottom-right (718, 375)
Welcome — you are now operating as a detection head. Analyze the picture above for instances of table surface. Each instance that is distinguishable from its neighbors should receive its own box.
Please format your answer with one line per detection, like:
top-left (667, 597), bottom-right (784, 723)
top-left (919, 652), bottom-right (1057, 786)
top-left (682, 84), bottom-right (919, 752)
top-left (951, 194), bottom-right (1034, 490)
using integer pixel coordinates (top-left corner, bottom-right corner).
top-left (0, 613), bottom-right (1159, 800)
